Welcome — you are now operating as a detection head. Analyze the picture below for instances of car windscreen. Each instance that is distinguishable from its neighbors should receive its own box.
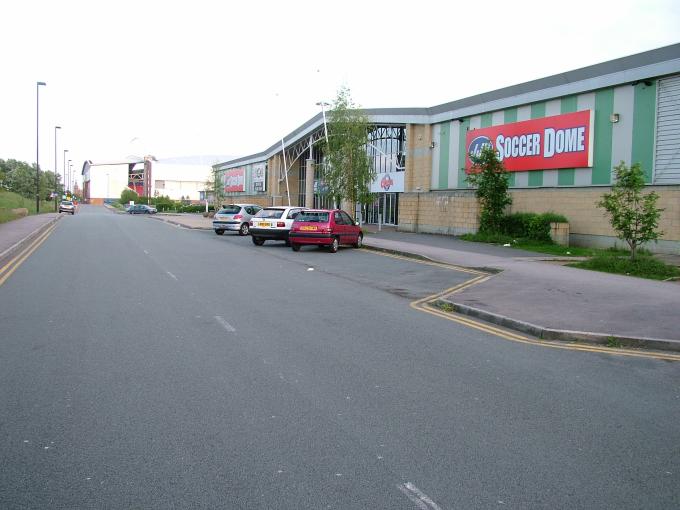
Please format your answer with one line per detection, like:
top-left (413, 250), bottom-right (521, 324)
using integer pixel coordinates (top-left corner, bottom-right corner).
top-left (254, 209), bottom-right (284, 219)
top-left (61, 201), bottom-right (73, 205)
top-left (295, 211), bottom-right (329, 222)
top-left (218, 205), bottom-right (241, 214)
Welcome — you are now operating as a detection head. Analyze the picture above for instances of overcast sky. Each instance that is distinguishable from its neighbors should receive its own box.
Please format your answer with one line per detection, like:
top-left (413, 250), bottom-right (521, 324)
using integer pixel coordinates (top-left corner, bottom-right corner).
top-left (1, 0), bottom-right (678, 186)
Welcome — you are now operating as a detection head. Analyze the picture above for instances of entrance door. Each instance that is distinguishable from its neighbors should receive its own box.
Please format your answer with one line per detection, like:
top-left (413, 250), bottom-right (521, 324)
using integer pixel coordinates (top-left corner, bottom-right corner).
top-left (363, 193), bottom-right (398, 225)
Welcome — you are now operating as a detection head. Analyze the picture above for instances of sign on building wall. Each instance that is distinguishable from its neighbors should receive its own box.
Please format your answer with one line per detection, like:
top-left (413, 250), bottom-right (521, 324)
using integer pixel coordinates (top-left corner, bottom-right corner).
top-left (252, 163), bottom-right (266, 192)
top-left (370, 171), bottom-right (405, 193)
top-left (465, 110), bottom-right (594, 172)
top-left (223, 168), bottom-right (245, 192)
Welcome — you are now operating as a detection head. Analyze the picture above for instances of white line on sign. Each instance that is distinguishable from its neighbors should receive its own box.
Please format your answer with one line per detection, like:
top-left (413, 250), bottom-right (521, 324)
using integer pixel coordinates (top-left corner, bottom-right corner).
top-left (397, 483), bottom-right (443, 510)
top-left (214, 316), bottom-right (236, 332)
top-left (166, 271), bottom-right (178, 280)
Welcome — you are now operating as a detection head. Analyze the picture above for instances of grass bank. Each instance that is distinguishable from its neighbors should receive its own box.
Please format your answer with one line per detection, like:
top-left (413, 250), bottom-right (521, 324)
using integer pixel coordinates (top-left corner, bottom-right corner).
top-left (0, 190), bottom-right (56, 223)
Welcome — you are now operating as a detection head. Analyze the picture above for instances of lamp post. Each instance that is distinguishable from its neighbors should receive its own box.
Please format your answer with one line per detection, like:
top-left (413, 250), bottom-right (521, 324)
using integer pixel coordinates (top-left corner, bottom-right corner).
top-left (67, 159), bottom-right (72, 193)
top-left (54, 126), bottom-right (61, 211)
top-left (316, 101), bottom-right (330, 145)
top-left (36, 81), bottom-right (46, 212)
top-left (62, 149), bottom-right (68, 198)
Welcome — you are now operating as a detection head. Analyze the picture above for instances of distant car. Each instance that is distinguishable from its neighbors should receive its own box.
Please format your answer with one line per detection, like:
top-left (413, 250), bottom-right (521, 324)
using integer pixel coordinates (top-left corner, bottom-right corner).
top-left (213, 204), bottom-right (262, 236)
top-left (249, 206), bottom-right (307, 246)
top-left (127, 204), bottom-right (157, 214)
top-left (59, 200), bottom-right (75, 215)
top-left (289, 209), bottom-right (363, 253)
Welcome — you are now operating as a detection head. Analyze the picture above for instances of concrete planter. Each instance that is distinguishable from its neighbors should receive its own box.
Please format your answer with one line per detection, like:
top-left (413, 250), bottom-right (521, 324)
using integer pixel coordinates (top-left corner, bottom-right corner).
top-left (550, 222), bottom-right (570, 246)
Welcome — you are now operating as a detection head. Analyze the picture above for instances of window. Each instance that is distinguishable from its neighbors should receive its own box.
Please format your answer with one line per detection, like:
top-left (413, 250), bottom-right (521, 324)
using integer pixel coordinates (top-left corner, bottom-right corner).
top-left (296, 211), bottom-right (329, 222)
top-left (340, 212), bottom-right (354, 225)
top-left (287, 209), bottom-right (303, 219)
top-left (255, 208), bottom-right (285, 219)
top-left (334, 212), bottom-right (344, 224)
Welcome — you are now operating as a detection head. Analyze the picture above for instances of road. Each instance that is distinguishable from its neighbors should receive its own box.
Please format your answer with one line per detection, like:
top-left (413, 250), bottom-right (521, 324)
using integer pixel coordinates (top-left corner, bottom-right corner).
top-left (1, 205), bottom-right (678, 509)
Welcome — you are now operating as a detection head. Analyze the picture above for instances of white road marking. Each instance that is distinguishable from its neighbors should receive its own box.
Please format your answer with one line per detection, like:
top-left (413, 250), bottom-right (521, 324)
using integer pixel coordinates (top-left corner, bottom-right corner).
top-left (397, 483), bottom-right (443, 510)
top-left (166, 271), bottom-right (178, 280)
top-left (214, 316), bottom-right (236, 332)
top-left (143, 250), bottom-right (149, 254)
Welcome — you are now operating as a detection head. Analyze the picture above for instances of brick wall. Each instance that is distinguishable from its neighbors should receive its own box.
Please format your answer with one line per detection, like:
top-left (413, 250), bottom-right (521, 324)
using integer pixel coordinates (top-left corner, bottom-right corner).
top-left (405, 124), bottom-right (432, 192)
top-left (397, 186), bottom-right (680, 252)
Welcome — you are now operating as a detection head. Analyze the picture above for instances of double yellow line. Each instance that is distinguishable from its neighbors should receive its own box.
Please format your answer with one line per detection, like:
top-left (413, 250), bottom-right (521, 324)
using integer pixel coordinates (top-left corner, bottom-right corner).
top-left (364, 248), bottom-right (680, 362)
top-left (0, 224), bottom-right (57, 287)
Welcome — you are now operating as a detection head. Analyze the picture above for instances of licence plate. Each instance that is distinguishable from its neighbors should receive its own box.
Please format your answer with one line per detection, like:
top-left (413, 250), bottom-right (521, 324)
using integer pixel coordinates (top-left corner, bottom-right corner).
top-left (258, 222), bottom-right (271, 227)
top-left (300, 226), bottom-right (317, 231)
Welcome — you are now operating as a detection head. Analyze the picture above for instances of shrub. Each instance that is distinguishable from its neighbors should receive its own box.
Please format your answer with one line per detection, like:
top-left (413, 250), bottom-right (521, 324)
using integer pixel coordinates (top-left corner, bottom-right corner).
top-left (120, 188), bottom-right (139, 205)
top-left (499, 212), bottom-right (568, 242)
top-left (466, 146), bottom-right (512, 233)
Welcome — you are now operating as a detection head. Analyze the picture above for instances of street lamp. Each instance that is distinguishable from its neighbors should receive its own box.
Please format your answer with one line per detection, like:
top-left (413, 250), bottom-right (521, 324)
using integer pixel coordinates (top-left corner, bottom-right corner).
top-left (36, 81), bottom-right (46, 212)
top-left (67, 159), bottom-right (72, 192)
top-left (63, 149), bottom-right (68, 198)
top-left (316, 101), bottom-right (330, 145)
top-left (54, 126), bottom-right (61, 211)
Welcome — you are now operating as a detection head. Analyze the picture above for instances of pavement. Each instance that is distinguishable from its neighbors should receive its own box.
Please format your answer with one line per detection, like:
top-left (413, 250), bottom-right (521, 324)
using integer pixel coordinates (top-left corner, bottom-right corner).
top-left (0, 212), bottom-right (62, 266)
top-left (5, 208), bottom-right (680, 351)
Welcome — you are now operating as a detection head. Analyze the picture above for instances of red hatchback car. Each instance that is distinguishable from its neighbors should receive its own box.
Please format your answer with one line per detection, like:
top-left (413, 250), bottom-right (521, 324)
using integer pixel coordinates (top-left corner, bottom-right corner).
top-left (289, 209), bottom-right (363, 253)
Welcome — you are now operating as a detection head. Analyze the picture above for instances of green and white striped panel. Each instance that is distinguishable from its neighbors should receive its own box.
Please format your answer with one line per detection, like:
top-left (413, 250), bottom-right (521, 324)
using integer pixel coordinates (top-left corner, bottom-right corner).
top-left (437, 82), bottom-right (659, 189)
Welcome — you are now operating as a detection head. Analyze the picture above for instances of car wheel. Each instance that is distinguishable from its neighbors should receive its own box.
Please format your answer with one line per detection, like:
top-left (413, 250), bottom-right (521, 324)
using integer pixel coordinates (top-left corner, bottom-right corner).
top-left (329, 237), bottom-right (339, 253)
top-left (284, 240), bottom-right (291, 247)
top-left (239, 223), bottom-right (249, 236)
top-left (291, 243), bottom-right (300, 252)
top-left (215, 230), bottom-right (224, 235)
top-left (353, 233), bottom-right (363, 248)
top-left (71, 211), bottom-right (75, 215)
top-left (252, 237), bottom-right (264, 246)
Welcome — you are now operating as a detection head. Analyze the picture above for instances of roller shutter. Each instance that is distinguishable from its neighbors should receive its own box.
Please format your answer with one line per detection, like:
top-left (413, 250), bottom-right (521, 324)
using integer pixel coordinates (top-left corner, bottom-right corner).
top-left (654, 74), bottom-right (680, 183)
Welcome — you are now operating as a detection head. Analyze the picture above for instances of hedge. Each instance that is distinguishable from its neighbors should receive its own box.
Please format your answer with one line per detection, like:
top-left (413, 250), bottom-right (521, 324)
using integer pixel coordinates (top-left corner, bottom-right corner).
top-left (499, 212), bottom-right (568, 242)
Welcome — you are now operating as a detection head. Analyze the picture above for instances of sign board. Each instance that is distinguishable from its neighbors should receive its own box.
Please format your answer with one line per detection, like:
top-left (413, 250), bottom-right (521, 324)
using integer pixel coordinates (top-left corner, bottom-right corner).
top-left (223, 168), bottom-right (245, 192)
top-left (252, 163), bottom-right (266, 192)
top-left (370, 171), bottom-right (405, 193)
top-left (465, 110), bottom-right (594, 172)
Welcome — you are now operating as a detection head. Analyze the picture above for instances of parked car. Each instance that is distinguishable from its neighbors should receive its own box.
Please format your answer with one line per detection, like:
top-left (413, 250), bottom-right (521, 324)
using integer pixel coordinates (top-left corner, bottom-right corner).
top-left (127, 204), bottom-right (157, 214)
top-left (213, 204), bottom-right (262, 236)
top-left (249, 206), bottom-right (307, 246)
top-left (59, 200), bottom-right (76, 215)
top-left (289, 209), bottom-right (363, 253)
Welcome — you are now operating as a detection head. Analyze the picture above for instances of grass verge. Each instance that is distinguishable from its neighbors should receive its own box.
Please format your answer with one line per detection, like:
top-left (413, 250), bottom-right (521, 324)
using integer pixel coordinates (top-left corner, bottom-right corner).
top-left (0, 190), bottom-right (56, 223)
top-left (567, 253), bottom-right (680, 281)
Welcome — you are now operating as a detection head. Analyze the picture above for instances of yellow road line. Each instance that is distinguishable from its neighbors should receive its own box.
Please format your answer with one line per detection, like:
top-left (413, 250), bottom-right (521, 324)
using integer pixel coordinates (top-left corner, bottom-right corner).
top-left (0, 224), bottom-right (57, 287)
top-left (364, 247), bottom-right (680, 362)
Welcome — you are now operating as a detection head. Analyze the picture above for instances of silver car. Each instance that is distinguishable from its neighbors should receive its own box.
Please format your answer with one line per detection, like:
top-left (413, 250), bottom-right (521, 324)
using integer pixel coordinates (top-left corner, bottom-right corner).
top-left (213, 203), bottom-right (262, 236)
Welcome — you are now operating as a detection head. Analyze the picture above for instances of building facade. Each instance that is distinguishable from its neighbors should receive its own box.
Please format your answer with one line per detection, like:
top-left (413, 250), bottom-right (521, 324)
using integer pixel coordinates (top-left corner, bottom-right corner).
top-left (214, 44), bottom-right (680, 253)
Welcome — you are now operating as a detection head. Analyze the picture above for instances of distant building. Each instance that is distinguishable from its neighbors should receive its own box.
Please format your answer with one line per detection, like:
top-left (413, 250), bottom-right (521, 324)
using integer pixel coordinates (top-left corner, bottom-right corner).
top-left (82, 157), bottom-right (212, 204)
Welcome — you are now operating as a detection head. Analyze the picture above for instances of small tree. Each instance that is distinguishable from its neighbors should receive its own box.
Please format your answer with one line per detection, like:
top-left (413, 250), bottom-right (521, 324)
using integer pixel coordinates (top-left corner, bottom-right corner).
top-left (466, 145), bottom-right (512, 233)
top-left (120, 188), bottom-right (139, 205)
top-left (323, 86), bottom-right (374, 210)
top-left (598, 161), bottom-right (663, 260)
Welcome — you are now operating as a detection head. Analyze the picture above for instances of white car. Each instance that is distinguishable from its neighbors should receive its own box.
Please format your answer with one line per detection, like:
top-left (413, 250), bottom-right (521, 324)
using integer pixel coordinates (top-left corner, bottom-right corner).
top-left (249, 206), bottom-right (307, 246)
top-left (212, 204), bottom-right (262, 236)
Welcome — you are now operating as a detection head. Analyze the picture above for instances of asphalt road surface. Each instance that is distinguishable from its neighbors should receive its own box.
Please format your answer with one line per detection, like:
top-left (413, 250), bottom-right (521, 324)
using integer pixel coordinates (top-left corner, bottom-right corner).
top-left (1, 205), bottom-right (678, 509)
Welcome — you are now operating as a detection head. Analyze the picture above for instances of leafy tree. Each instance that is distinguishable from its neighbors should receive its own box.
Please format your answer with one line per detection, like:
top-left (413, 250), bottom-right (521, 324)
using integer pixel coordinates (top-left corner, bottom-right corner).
top-left (466, 145), bottom-right (512, 233)
top-left (2, 159), bottom-right (37, 198)
top-left (322, 86), bottom-right (374, 209)
top-left (598, 161), bottom-right (663, 260)
top-left (207, 166), bottom-right (225, 206)
top-left (120, 188), bottom-right (139, 205)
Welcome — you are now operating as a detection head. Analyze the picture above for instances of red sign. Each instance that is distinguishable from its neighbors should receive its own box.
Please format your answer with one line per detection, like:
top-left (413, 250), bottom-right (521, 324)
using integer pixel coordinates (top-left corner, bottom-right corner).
top-left (223, 168), bottom-right (245, 192)
top-left (465, 110), bottom-right (593, 172)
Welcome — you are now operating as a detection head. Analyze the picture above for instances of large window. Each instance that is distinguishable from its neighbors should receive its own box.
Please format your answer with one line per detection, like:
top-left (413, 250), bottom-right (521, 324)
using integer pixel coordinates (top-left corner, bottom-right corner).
top-left (367, 126), bottom-right (406, 174)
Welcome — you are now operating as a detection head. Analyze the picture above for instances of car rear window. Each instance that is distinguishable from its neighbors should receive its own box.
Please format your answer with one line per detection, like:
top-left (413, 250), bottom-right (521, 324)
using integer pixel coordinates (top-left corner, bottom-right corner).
top-left (296, 211), bottom-right (329, 222)
top-left (255, 208), bottom-right (284, 219)
top-left (61, 201), bottom-right (73, 205)
top-left (218, 205), bottom-right (241, 214)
